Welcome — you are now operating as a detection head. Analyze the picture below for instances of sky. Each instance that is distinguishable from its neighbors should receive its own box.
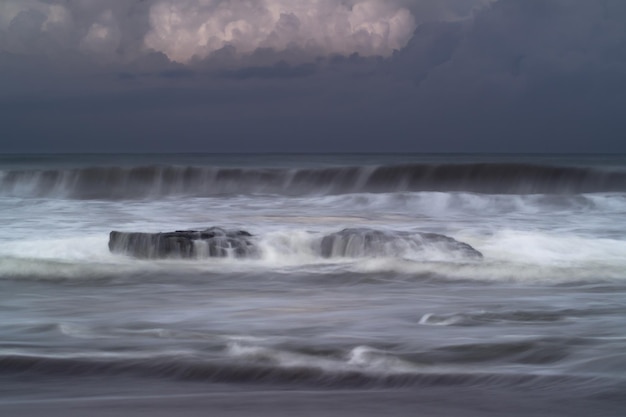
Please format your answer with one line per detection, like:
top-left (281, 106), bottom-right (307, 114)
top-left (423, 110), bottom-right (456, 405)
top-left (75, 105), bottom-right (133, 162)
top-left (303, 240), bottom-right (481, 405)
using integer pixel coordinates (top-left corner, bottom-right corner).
top-left (0, 0), bottom-right (625, 153)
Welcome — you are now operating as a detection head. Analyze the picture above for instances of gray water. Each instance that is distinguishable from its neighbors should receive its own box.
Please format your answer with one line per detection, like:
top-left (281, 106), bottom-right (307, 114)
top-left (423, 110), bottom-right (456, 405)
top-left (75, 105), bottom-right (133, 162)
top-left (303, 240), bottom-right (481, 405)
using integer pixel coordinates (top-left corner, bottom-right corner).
top-left (1, 154), bottom-right (626, 416)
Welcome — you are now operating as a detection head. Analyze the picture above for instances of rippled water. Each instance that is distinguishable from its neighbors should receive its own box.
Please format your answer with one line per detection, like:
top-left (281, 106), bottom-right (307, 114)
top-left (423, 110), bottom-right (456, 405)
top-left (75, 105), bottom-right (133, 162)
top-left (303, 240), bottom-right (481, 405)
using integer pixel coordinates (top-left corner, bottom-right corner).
top-left (1, 154), bottom-right (626, 416)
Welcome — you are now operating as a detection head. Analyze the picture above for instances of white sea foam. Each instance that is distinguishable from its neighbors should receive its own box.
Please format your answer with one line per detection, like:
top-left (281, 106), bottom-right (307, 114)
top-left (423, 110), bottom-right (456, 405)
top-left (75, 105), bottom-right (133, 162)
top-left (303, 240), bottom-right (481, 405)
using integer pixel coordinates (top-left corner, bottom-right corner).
top-left (1, 180), bottom-right (626, 283)
top-left (1, 223), bottom-right (625, 283)
top-left (418, 313), bottom-right (463, 326)
top-left (227, 342), bottom-right (419, 375)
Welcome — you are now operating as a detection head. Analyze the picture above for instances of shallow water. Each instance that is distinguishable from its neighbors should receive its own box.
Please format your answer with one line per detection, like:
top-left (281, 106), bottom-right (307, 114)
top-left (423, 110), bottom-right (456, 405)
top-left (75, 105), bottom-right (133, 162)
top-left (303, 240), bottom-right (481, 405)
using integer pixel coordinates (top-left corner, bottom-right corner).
top-left (1, 154), bottom-right (626, 416)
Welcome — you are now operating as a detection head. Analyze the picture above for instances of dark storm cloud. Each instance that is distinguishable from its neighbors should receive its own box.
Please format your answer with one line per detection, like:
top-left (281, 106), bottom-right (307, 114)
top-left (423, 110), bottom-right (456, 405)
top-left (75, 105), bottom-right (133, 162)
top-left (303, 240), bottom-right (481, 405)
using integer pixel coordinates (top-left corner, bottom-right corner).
top-left (395, 0), bottom-right (626, 151)
top-left (0, 0), bottom-right (625, 152)
top-left (218, 62), bottom-right (318, 80)
top-left (157, 68), bottom-right (196, 79)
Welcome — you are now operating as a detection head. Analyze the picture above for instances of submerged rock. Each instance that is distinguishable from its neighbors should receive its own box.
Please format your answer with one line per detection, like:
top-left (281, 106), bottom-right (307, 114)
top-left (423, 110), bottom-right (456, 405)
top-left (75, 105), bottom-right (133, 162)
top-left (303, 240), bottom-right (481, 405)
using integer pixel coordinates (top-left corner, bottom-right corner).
top-left (109, 227), bottom-right (255, 259)
top-left (319, 228), bottom-right (483, 260)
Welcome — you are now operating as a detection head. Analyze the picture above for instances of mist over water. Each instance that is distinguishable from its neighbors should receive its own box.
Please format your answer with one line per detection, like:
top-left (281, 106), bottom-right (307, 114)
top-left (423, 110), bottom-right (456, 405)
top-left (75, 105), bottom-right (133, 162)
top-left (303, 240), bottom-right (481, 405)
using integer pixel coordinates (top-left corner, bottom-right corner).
top-left (1, 154), bottom-right (626, 416)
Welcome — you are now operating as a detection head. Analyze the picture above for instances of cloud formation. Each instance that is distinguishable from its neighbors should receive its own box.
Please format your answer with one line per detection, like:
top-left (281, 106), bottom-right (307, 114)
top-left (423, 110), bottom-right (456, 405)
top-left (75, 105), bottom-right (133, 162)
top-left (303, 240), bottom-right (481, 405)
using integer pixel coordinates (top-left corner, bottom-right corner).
top-left (0, 0), bottom-right (152, 62)
top-left (0, 0), bottom-right (499, 64)
top-left (145, 0), bottom-right (416, 62)
top-left (0, 0), bottom-right (72, 55)
top-left (79, 10), bottom-right (121, 58)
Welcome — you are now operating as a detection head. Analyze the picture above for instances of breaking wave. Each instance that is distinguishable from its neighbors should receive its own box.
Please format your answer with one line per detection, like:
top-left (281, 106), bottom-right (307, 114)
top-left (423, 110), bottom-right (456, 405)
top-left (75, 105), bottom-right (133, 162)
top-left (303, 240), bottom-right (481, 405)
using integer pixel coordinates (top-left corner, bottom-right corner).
top-left (2, 163), bottom-right (626, 199)
top-left (0, 343), bottom-right (606, 390)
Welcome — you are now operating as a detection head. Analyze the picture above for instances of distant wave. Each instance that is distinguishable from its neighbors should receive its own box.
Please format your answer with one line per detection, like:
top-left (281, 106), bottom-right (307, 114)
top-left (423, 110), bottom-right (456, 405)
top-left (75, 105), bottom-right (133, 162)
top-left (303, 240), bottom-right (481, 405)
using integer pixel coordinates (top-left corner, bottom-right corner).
top-left (1, 163), bottom-right (626, 199)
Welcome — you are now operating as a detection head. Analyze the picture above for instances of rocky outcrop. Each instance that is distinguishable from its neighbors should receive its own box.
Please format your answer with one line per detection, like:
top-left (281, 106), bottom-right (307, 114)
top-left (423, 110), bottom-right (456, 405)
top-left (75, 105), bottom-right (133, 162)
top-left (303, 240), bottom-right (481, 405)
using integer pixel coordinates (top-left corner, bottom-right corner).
top-left (319, 228), bottom-right (483, 259)
top-left (109, 227), bottom-right (255, 259)
top-left (109, 226), bottom-right (482, 261)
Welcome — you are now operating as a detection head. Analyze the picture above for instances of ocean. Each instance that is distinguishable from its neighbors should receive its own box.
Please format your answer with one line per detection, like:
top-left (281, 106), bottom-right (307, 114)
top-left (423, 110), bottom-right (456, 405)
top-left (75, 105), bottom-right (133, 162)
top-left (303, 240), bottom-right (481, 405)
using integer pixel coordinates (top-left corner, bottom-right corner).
top-left (1, 153), bottom-right (626, 416)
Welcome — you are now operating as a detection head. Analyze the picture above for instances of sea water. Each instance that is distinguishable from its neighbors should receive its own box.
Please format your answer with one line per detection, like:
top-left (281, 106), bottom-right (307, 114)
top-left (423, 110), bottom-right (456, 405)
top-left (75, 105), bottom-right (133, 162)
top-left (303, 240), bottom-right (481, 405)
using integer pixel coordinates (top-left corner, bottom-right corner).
top-left (1, 154), bottom-right (626, 416)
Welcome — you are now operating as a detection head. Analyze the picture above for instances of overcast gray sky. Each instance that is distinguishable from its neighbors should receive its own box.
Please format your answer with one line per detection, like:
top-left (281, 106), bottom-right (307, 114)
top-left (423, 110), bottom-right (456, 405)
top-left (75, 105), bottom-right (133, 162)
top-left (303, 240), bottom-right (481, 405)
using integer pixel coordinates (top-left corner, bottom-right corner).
top-left (1, 0), bottom-right (625, 153)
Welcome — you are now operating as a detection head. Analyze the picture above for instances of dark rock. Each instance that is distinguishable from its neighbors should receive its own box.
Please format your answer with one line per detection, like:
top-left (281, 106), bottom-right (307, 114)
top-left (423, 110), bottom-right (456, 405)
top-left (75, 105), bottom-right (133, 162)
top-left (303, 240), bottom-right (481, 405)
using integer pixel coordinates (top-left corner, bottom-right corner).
top-left (109, 227), bottom-right (256, 259)
top-left (319, 228), bottom-right (483, 259)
